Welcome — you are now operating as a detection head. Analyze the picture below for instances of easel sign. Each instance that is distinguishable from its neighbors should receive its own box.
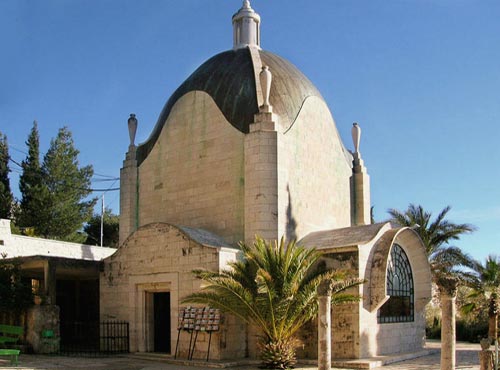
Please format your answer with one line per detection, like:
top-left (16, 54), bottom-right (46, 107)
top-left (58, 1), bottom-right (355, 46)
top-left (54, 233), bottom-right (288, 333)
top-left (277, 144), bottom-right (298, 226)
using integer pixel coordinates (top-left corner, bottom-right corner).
top-left (174, 306), bottom-right (221, 361)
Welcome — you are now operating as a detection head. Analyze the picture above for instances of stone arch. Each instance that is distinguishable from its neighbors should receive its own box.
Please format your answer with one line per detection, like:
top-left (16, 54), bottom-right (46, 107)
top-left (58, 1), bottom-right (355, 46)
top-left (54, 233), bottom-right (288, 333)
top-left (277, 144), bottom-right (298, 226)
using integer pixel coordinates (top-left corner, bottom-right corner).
top-left (369, 227), bottom-right (431, 312)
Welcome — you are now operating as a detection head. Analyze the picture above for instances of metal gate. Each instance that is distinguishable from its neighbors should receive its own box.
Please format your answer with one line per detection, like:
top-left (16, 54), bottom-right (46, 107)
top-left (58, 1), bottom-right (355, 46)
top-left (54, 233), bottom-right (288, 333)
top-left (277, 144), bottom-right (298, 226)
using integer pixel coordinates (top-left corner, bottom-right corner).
top-left (60, 321), bottom-right (129, 355)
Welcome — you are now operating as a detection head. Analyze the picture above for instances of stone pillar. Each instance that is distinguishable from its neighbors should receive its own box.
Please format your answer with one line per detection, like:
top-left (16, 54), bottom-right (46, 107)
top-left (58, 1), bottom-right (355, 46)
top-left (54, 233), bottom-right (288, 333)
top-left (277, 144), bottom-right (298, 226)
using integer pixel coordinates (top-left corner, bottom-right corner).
top-left (27, 305), bottom-right (60, 354)
top-left (244, 67), bottom-right (282, 245)
top-left (479, 339), bottom-right (494, 370)
top-left (43, 259), bottom-right (56, 305)
top-left (438, 276), bottom-right (459, 370)
top-left (318, 282), bottom-right (332, 370)
top-left (119, 114), bottom-right (139, 246)
top-left (350, 123), bottom-right (370, 226)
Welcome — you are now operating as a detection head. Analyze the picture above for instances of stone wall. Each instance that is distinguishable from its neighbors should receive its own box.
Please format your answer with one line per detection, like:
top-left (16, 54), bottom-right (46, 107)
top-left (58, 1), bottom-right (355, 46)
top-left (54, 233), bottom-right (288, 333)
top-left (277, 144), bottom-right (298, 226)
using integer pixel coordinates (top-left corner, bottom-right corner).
top-left (26, 305), bottom-right (60, 354)
top-left (297, 250), bottom-right (360, 359)
top-left (136, 92), bottom-right (245, 245)
top-left (325, 250), bottom-right (360, 358)
top-left (100, 223), bottom-right (245, 359)
top-left (279, 97), bottom-right (352, 241)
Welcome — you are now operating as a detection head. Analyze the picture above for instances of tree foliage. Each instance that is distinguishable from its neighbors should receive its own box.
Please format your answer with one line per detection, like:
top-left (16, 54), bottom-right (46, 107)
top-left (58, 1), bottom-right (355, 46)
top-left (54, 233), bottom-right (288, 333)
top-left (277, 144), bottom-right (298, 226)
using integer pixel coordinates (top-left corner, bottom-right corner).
top-left (0, 132), bottom-right (13, 219)
top-left (17, 121), bottom-right (46, 229)
top-left (183, 237), bottom-right (363, 369)
top-left (83, 208), bottom-right (119, 247)
top-left (0, 257), bottom-right (33, 313)
top-left (35, 127), bottom-right (96, 242)
top-left (462, 255), bottom-right (500, 341)
top-left (388, 204), bottom-right (475, 282)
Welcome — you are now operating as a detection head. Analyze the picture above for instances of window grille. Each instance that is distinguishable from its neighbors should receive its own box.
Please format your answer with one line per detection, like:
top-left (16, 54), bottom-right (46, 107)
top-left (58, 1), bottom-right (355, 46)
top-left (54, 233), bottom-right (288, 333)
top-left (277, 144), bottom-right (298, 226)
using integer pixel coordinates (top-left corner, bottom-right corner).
top-left (377, 244), bottom-right (414, 323)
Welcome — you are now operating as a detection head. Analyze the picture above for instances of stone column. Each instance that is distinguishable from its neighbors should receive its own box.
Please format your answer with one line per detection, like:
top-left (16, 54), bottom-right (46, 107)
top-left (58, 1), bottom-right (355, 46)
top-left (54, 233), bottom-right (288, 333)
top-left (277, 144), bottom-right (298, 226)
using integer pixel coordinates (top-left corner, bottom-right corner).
top-left (479, 339), bottom-right (494, 370)
top-left (438, 276), bottom-right (459, 370)
top-left (244, 67), bottom-right (282, 244)
top-left (43, 259), bottom-right (56, 305)
top-left (350, 123), bottom-right (371, 226)
top-left (318, 282), bottom-right (332, 370)
top-left (119, 114), bottom-right (139, 246)
top-left (27, 305), bottom-right (60, 354)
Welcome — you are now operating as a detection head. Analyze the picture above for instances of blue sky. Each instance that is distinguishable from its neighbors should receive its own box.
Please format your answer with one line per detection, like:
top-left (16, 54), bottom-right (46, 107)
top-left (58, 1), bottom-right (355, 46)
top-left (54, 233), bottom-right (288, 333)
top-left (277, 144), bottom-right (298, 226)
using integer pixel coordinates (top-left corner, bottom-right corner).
top-left (1, 0), bottom-right (499, 261)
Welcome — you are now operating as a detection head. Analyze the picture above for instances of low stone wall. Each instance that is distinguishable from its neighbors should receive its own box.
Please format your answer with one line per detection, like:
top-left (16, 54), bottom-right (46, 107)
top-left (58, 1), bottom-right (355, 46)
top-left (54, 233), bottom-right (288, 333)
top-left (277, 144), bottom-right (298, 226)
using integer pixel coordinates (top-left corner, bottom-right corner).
top-left (26, 305), bottom-right (60, 354)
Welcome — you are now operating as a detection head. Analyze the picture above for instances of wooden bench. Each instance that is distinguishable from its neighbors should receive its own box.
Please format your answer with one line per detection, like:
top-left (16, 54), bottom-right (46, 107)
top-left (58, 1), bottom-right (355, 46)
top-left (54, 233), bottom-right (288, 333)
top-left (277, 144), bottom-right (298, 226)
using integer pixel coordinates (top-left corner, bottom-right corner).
top-left (0, 324), bottom-right (23, 366)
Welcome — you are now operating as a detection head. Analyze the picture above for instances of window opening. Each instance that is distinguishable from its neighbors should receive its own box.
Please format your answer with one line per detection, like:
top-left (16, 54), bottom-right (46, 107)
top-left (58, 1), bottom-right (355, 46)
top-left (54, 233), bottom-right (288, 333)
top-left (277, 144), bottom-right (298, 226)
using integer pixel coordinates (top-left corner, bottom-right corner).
top-left (377, 243), bottom-right (414, 323)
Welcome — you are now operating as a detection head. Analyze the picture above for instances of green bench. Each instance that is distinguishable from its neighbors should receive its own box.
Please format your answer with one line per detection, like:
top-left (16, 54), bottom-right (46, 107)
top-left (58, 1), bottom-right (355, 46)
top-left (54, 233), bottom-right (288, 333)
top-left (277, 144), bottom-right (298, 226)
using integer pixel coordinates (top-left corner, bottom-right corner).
top-left (0, 324), bottom-right (23, 366)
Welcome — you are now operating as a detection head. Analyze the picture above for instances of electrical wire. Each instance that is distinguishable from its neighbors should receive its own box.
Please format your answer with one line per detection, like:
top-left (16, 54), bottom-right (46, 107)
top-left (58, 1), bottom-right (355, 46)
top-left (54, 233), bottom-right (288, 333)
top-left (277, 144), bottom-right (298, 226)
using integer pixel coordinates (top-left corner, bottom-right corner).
top-left (9, 145), bottom-right (28, 156)
top-left (91, 178), bottom-right (120, 182)
top-left (2, 150), bottom-right (120, 192)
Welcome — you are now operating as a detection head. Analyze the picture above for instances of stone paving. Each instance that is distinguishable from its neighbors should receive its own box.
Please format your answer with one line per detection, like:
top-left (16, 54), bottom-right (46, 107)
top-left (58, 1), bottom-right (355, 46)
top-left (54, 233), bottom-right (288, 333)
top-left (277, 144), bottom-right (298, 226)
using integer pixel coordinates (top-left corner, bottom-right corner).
top-left (0, 342), bottom-right (481, 370)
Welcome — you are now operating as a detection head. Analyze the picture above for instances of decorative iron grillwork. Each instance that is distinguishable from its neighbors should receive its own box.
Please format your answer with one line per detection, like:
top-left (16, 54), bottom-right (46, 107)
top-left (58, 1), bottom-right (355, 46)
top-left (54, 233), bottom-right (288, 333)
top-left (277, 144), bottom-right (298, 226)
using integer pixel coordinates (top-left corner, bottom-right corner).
top-left (59, 321), bottom-right (129, 356)
top-left (378, 244), bottom-right (414, 323)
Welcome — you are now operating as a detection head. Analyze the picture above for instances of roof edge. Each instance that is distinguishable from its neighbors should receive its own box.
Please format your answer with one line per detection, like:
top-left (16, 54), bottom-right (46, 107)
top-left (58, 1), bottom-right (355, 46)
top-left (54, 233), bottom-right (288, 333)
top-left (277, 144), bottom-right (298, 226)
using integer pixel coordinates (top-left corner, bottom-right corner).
top-left (122, 222), bottom-right (237, 251)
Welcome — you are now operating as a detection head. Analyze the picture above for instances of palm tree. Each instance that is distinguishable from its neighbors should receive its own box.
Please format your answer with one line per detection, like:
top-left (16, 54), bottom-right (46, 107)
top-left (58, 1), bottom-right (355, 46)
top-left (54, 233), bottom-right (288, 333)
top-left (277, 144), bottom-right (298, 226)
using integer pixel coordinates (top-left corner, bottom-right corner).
top-left (462, 255), bottom-right (500, 341)
top-left (182, 237), bottom-right (363, 369)
top-left (387, 204), bottom-right (476, 281)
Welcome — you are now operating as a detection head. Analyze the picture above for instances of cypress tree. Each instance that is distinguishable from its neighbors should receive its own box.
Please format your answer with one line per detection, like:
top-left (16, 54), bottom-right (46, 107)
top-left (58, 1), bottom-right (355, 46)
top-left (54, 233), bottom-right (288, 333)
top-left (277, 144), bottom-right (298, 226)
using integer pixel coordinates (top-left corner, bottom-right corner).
top-left (38, 127), bottom-right (96, 241)
top-left (0, 132), bottom-right (13, 219)
top-left (18, 121), bottom-right (46, 230)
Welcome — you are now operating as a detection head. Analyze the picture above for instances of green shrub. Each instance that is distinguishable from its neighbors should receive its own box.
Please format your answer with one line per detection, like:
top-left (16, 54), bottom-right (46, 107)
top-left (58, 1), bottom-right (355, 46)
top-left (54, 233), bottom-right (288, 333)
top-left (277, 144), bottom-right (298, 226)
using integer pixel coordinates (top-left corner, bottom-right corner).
top-left (426, 317), bottom-right (488, 342)
top-left (0, 258), bottom-right (33, 313)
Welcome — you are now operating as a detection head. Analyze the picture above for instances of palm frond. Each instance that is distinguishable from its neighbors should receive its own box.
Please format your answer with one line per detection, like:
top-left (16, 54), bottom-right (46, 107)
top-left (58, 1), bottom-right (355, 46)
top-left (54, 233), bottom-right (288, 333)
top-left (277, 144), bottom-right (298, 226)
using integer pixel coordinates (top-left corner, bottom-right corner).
top-left (182, 236), bottom-right (364, 364)
top-left (387, 204), bottom-right (476, 282)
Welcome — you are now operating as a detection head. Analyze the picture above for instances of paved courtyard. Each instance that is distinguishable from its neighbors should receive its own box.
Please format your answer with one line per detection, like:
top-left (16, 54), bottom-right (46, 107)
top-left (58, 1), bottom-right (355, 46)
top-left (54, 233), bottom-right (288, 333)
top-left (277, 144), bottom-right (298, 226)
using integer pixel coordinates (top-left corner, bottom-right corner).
top-left (0, 342), bottom-right (481, 370)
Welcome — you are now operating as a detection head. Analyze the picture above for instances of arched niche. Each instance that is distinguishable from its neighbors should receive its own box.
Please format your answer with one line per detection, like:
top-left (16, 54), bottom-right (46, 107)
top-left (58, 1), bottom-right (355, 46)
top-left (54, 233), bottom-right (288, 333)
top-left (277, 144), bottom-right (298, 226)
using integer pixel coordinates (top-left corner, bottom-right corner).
top-left (368, 228), bottom-right (431, 313)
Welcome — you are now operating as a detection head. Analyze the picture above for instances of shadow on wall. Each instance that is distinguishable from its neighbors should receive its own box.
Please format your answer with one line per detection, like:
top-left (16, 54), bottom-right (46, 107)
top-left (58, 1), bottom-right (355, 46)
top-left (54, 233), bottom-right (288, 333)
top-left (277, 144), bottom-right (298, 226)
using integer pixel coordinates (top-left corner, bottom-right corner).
top-left (360, 325), bottom-right (380, 358)
top-left (80, 244), bottom-right (95, 261)
top-left (286, 184), bottom-right (298, 241)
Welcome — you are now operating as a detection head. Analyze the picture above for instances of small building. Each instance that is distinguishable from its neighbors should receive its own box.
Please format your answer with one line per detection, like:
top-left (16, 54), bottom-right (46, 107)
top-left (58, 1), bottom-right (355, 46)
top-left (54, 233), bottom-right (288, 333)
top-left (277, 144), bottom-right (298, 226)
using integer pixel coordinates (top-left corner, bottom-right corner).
top-left (0, 218), bottom-right (116, 353)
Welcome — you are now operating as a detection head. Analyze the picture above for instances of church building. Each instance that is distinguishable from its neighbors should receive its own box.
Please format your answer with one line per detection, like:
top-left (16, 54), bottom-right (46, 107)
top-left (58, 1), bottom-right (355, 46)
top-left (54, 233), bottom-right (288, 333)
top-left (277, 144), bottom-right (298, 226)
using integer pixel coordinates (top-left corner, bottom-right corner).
top-left (100, 1), bottom-right (432, 361)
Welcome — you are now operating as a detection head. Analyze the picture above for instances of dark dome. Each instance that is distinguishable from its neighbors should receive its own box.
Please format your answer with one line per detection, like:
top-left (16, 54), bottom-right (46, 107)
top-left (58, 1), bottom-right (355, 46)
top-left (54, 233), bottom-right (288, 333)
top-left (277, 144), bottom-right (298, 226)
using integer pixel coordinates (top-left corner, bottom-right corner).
top-left (137, 47), bottom-right (323, 164)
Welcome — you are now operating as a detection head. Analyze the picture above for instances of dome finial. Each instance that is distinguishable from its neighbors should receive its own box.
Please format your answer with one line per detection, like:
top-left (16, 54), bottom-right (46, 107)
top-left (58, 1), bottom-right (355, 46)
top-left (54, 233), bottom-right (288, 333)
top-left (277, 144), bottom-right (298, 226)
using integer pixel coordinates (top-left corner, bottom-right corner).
top-left (260, 66), bottom-right (272, 112)
top-left (128, 113), bottom-right (138, 147)
top-left (232, 0), bottom-right (261, 50)
top-left (352, 122), bottom-right (361, 154)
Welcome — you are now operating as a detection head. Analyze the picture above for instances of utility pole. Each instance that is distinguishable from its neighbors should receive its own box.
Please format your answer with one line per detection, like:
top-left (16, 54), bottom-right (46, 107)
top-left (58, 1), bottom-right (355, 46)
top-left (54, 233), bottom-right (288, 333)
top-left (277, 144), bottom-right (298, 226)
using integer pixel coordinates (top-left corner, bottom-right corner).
top-left (100, 193), bottom-right (104, 247)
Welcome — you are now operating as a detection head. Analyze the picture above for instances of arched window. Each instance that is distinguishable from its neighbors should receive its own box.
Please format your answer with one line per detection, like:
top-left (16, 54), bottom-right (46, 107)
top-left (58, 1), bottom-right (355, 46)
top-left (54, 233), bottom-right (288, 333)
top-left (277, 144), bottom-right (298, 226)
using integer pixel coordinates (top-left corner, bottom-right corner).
top-left (377, 244), bottom-right (414, 323)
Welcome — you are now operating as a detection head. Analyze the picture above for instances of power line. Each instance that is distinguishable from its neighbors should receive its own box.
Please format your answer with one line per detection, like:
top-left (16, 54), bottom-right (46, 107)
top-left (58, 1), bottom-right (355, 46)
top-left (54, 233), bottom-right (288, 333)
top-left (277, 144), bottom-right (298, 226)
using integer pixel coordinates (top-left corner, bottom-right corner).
top-left (91, 178), bottom-right (120, 182)
top-left (90, 187), bottom-right (120, 192)
top-left (2, 149), bottom-right (121, 192)
top-left (106, 190), bottom-right (120, 209)
top-left (96, 179), bottom-right (119, 193)
top-left (93, 173), bottom-right (119, 179)
top-left (9, 145), bottom-right (28, 156)
top-left (8, 157), bottom-right (22, 169)
top-left (2, 150), bottom-right (120, 183)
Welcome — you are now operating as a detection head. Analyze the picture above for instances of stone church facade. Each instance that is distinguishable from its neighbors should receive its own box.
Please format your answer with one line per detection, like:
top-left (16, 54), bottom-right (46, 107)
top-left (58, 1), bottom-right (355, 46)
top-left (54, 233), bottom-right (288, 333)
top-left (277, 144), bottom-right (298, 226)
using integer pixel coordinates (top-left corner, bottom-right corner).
top-left (100, 1), bottom-right (431, 361)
